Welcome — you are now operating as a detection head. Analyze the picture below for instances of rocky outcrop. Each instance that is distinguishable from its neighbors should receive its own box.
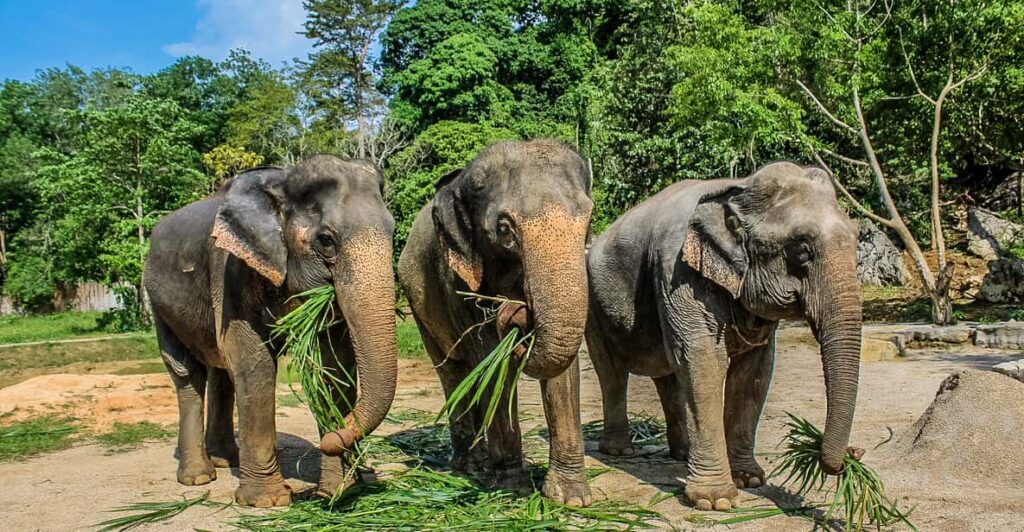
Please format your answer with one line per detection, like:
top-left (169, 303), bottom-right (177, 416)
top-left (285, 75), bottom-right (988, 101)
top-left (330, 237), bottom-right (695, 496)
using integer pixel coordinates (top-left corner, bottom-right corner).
top-left (966, 208), bottom-right (1024, 260)
top-left (992, 359), bottom-right (1024, 383)
top-left (977, 258), bottom-right (1024, 303)
top-left (856, 219), bottom-right (909, 286)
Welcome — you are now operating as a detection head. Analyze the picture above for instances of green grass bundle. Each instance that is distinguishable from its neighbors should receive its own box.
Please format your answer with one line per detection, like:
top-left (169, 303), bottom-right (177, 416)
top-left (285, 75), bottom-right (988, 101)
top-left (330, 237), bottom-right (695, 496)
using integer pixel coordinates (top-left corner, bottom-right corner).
top-left (270, 284), bottom-right (353, 431)
top-left (437, 292), bottom-right (536, 446)
top-left (235, 466), bottom-right (661, 531)
top-left (770, 413), bottom-right (915, 531)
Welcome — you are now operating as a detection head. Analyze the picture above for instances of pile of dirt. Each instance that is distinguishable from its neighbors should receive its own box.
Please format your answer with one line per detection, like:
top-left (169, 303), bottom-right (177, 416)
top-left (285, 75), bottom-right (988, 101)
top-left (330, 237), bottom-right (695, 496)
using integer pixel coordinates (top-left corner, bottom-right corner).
top-left (878, 370), bottom-right (1024, 492)
top-left (0, 373), bottom-right (177, 431)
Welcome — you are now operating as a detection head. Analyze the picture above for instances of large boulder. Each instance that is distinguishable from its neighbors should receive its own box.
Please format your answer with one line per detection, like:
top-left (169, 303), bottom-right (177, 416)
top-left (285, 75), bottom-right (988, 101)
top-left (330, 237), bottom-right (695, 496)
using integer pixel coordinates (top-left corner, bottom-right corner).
top-left (856, 219), bottom-right (910, 286)
top-left (976, 257), bottom-right (1024, 303)
top-left (993, 359), bottom-right (1024, 383)
top-left (966, 208), bottom-right (1024, 260)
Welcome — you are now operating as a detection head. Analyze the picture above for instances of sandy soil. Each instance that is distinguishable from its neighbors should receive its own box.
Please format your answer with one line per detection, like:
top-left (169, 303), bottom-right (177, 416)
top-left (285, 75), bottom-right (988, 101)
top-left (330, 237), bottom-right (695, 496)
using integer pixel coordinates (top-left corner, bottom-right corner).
top-left (1, 326), bottom-right (1022, 531)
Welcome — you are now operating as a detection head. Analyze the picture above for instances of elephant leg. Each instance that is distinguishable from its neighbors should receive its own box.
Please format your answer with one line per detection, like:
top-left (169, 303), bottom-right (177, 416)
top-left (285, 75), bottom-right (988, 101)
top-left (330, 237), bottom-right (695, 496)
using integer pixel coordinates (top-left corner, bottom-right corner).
top-left (660, 292), bottom-right (736, 511)
top-left (418, 324), bottom-right (488, 473)
top-left (725, 337), bottom-right (775, 490)
top-left (653, 374), bottom-right (689, 461)
top-left (206, 367), bottom-right (239, 468)
top-left (224, 323), bottom-right (291, 508)
top-left (485, 370), bottom-right (528, 491)
top-left (157, 317), bottom-right (216, 486)
top-left (587, 330), bottom-right (633, 457)
top-left (540, 357), bottom-right (592, 507)
top-left (317, 326), bottom-right (359, 498)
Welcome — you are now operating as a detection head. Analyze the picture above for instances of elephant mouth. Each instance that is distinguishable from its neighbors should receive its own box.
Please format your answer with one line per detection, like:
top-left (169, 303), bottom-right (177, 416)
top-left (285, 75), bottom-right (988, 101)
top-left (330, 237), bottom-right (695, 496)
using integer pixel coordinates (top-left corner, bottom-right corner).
top-left (495, 300), bottom-right (533, 358)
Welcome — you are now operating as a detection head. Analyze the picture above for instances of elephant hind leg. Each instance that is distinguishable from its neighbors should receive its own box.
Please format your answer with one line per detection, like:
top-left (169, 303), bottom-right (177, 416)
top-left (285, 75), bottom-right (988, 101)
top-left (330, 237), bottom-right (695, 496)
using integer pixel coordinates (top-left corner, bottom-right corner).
top-left (586, 330), bottom-right (633, 457)
top-left (206, 367), bottom-right (239, 468)
top-left (653, 375), bottom-right (689, 461)
top-left (724, 336), bottom-right (776, 490)
top-left (156, 316), bottom-right (216, 486)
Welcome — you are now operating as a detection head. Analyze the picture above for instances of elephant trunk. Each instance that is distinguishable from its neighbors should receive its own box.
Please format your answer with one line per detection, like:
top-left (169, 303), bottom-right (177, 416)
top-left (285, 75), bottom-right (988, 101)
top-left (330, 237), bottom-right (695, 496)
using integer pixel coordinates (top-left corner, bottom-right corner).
top-left (320, 230), bottom-right (398, 456)
top-left (807, 245), bottom-right (862, 475)
top-left (518, 208), bottom-right (590, 381)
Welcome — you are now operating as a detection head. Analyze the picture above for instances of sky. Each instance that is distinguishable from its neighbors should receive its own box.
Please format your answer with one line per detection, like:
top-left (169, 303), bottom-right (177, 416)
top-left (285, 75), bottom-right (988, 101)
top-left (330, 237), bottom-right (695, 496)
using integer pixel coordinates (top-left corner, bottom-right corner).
top-left (0, 0), bottom-right (314, 82)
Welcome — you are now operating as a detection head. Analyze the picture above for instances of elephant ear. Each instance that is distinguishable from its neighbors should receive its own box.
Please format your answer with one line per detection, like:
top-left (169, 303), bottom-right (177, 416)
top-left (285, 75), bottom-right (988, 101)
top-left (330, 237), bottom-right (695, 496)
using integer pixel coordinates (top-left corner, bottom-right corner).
top-left (682, 182), bottom-right (748, 299)
top-left (432, 167), bottom-right (483, 291)
top-left (211, 167), bottom-right (289, 287)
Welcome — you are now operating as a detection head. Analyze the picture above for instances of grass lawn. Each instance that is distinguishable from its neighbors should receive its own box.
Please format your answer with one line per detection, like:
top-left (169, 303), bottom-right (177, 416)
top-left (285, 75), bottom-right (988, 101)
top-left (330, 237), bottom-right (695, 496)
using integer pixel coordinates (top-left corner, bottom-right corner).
top-left (0, 415), bottom-right (80, 462)
top-left (0, 312), bottom-right (117, 344)
top-left (96, 421), bottom-right (175, 452)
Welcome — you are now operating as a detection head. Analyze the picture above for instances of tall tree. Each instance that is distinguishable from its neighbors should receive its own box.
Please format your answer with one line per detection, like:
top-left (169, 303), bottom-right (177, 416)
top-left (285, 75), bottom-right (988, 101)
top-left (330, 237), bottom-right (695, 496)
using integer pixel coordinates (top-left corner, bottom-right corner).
top-left (303, 0), bottom-right (403, 158)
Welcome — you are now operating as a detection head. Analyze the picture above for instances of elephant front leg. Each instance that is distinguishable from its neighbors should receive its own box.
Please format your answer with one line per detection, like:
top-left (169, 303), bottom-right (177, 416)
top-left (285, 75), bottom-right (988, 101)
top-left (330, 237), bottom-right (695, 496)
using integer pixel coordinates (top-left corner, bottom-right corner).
top-left (226, 327), bottom-right (291, 508)
top-left (206, 367), bottom-right (240, 468)
top-left (317, 331), bottom-right (359, 498)
top-left (724, 337), bottom-right (775, 490)
top-left (540, 357), bottom-right (592, 507)
top-left (485, 380), bottom-right (528, 491)
top-left (675, 346), bottom-right (737, 511)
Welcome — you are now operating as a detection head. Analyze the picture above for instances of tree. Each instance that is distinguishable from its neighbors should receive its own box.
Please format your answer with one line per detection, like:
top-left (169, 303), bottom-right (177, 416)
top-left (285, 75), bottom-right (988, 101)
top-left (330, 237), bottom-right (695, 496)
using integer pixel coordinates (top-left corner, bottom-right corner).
top-left (202, 144), bottom-right (265, 190)
top-left (35, 97), bottom-right (207, 323)
top-left (787, 0), bottom-right (1007, 324)
top-left (302, 0), bottom-right (404, 158)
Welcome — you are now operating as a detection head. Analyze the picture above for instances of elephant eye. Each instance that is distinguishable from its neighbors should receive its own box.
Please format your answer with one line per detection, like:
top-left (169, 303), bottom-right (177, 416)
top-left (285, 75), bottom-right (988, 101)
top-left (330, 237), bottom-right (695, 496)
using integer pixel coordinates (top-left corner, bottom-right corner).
top-left (316, 231), bottom-right (337, 257)
top-left (786, 241), bottom-right (813, 268)
top-left (497, 217), bottom-right (518, 249)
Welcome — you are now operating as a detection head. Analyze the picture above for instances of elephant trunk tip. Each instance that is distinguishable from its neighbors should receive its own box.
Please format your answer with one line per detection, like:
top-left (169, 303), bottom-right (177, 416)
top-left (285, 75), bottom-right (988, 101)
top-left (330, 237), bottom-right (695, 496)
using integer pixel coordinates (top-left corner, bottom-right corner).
top-left (320, 425), bottom-right (362, 456)
top-left (820, 446), bottom-right (864, 476)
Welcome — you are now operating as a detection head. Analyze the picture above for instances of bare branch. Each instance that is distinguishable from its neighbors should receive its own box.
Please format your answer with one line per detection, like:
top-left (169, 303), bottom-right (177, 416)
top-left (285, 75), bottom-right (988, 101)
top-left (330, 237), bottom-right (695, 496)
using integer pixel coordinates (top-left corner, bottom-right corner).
top-left (820, 146), bottom-right (870, 167)
top-left (809, 148), bottom-right (897, 229)
top-left (795, 79), bottom-right (859, 135)
top-left (898, 28), bottom-right (935, 104)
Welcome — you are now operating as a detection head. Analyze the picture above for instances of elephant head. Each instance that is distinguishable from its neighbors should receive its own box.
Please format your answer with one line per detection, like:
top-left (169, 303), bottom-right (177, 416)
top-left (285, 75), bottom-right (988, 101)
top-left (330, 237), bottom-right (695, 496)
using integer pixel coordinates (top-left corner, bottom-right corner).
top-left (211, 155), bottom-right (398, 455)
top-left (433, 140), bottom-right (593, 381)
top-left (682, 162), bottom-right (861, 475)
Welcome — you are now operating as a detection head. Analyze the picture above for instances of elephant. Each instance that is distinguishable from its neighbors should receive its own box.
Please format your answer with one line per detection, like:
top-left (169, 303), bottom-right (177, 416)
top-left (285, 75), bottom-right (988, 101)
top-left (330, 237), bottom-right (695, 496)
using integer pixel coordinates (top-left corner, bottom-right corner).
top-left (584, 162), bottom-right (862, 511)
top-left (143, 155), bottom-right (398, 507)
top-left (398, 139), bottom-right (594, 506)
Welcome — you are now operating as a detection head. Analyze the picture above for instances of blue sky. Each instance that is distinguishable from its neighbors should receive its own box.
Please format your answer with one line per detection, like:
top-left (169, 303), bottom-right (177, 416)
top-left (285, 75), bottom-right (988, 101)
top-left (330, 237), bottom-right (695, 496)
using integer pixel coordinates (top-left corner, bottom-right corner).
top-left (0, 0), bottom-right (314, 81)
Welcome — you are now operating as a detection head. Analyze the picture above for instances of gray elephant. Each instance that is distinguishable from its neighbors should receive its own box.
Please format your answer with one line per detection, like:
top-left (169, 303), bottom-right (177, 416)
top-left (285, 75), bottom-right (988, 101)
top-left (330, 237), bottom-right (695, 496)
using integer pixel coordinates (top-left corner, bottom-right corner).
top-left (144, 155), bottom-right (398, 507)
top-left (398, 139), bottom-right (594, 506)
top-left (585, 162), bottom-right (861, 510)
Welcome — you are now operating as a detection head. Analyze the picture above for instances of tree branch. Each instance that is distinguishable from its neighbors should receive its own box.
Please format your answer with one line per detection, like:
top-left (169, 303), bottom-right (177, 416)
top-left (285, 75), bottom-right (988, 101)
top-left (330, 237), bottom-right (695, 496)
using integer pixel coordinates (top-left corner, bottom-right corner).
top-left (795, 79), bottom-right (859, 135)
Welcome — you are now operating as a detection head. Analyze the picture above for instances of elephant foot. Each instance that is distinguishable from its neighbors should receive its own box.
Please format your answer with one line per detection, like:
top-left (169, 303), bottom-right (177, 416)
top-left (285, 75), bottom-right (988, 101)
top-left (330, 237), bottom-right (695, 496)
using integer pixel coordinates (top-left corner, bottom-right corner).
top-left (207, 442), bottom-right (240, 468)
top-left (177, 457), bottom-right (217, 485)
top-left (491, 466), bottom-right (532, 493)
top-left (451, 446), bottom-right (490, 475)
top-left (235, 478), bottom-right (292, 508)
top-left (543, 468), bottom-right (592, 507)
top-left (685, 475), bottom-right (738, 511)
top-left (598, 430), bottom-right (635, 457)
top-left (731, 461), bottom-right (765, 489)
top-left (316, 456), bottom-right (362, 498)
top-left (668, 444), bottom-right (689, 462)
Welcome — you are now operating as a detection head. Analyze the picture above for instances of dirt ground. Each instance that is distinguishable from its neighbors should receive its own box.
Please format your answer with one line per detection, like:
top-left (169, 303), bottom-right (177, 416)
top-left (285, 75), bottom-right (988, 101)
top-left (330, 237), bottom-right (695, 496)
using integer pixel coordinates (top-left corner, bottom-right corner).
top-left (1, 324), bottom-right (1022, 531)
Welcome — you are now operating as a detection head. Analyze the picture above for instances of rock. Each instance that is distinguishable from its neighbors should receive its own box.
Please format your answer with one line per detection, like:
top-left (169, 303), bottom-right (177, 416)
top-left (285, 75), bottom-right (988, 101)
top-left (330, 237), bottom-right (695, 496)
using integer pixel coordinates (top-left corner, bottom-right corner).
top-left (878, 370), bottom-right (1024, 487)
top-left (977, 258), bottom-right (1024, 303)
top-left (966, 208), bottom-right (1024, 260)
top-left (855, 219), bottom-right (909, 286)
top-left (905, 325), bottom-right (975, 345)
top-left (974, 322), bottom-right (1024, 349)
top-left (861, 336), bottom-right (900, 361)
top-left (992, 359), bottom-right (1024, 383)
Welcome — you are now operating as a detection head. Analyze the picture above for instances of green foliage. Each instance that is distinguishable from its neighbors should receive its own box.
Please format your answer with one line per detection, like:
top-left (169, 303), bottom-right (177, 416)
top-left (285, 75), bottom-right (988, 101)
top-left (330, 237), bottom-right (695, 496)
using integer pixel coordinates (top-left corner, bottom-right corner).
top-left (202, 144), bottom-right (264, 182)
top-left (0, 416), bottom-right (78, 461)
top-left (397, 318), bottom-right (426, 358)
top-left (0, 311), bottom-right (101, 344)
top-left (96, 421), bottom-right (174, 451)
top-left (771, 414), bottom-right (915, 531)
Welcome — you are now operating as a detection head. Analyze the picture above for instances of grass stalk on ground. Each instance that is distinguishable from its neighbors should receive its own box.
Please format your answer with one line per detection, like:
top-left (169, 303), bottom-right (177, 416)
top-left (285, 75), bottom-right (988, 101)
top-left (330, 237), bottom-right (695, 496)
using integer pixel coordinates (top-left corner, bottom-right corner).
top-left (95, 492), bottom-right (218, 531)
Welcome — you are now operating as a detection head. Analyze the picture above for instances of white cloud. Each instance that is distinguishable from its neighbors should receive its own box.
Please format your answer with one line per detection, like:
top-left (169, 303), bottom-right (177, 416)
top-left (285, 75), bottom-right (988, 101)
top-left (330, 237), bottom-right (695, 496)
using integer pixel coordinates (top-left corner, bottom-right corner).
top-left (164, 0), bottom-right (312, 66)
